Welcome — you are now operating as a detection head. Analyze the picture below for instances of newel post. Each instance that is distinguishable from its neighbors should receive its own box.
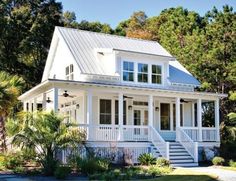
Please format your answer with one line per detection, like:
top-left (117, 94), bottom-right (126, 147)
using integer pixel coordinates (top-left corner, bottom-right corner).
top-left (194, 142), bottom-right (198, 162)
top-left (166, 142), bottom-right (170, 160)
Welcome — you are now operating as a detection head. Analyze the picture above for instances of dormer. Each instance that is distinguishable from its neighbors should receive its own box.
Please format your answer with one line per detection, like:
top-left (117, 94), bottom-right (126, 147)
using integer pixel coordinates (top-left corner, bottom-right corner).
top-left (42, 27), bottom-right (200, 92)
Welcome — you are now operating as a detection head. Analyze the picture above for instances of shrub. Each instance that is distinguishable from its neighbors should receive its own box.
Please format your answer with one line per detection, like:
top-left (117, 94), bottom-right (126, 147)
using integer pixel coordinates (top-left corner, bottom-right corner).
top-left (13, 166), bottom-right (25, 174)
top-left (212, 156), bottom-right (225, 166)
top-left (138, 153), bottom-right (156, 165)
top-left (147, 165), bottom-right (172, 177)
top-left (156, 158), bottom-right (170, 167)
top-left (76, 156), bottom-right (110, 175)
top-left (4, 153), bottom-right (23, 169)
top-left (229, 160), bottom-right (236, 167)
top-left (54, 165), bottom-right (71, 180)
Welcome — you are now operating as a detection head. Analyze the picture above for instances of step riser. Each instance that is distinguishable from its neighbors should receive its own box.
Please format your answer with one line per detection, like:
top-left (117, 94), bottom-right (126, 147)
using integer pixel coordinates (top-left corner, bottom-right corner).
top-left (170, 159), bottom-right (194, 163)
top-left (170, 156), bottom-right (192, 159)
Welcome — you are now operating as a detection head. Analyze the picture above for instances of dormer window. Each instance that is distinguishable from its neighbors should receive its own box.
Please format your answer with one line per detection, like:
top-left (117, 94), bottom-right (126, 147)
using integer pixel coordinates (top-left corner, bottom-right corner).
top-left (123, 61), bottom-right (134, 82)
top-left (152, 65), bottom-right (162, 84)
top-left (138, 63), bottom-right (148, 83)
top-left (66, 64), bottom-right (74, 80)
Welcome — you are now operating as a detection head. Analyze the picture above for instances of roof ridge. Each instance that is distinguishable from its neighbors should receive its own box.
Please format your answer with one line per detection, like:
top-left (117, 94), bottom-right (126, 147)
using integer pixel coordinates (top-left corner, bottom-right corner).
top-left (55, 26), bottom-right (160, 44)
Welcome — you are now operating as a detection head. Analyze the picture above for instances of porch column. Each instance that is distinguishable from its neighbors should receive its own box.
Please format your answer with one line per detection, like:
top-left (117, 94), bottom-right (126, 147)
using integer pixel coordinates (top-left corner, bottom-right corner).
top-left (87, 90), bottom-right (93, 140)
top-left (23, 102), bottom-right (27, 112)
top-left (33, 98), bottom-right (37, 112)
top-left (175, 97), bottom-right (181, 141)
top-left (215, 98), bottom-right (220, 142)
top-left (42, 93), bottom-right (47, 110)
top-left (197, 99), bottom-right (202, 141)
top-left (148, 95), bottom-right (153, 141)
top-left (118, 92), bottom-right (123, 141)
top-left (53, 88), bottom-right (58, 112)
top-left (29, 100), bottom-right (32, 112)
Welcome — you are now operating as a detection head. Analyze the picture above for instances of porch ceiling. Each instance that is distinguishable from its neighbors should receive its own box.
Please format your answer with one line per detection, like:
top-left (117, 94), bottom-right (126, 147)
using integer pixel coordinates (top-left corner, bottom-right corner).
top-left (18, 79), bottom-right (227, 101)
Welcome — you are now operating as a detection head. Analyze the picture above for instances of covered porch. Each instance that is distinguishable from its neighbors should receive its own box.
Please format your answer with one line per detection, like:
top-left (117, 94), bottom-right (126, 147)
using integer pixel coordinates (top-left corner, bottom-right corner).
top-left (20, 79), bottom-right (222, 144)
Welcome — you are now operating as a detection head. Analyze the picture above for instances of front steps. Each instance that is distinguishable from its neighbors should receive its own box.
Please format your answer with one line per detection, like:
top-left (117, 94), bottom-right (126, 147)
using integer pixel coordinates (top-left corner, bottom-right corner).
top-left (150, 142), bottom-right (198, 167)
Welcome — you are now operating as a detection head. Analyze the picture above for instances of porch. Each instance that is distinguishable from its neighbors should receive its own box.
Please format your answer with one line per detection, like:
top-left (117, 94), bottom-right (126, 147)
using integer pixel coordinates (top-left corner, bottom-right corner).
top-left (19, 79), bottom-right (223, 164)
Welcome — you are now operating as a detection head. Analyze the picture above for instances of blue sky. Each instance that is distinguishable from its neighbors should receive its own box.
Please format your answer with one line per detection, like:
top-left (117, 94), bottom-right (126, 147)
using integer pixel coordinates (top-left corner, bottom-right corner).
top-left (57, 0), bottom-right (236, 28)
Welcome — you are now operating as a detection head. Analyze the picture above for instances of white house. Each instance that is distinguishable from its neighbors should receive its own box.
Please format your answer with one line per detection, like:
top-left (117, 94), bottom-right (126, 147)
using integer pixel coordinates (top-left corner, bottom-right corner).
top-left (19, 26), bottom-right (226, 166)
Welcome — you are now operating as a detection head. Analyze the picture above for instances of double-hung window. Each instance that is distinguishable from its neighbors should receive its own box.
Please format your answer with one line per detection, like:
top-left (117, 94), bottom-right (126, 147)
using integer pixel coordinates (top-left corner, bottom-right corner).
top-left (152, 65), bottom-right (162, 84)
top-left (138, 63), bottom-right (148, 83)
top-left (65, 64), bottom-right (74, 80)
top-left (123, 61), bottom-right (134, 81)
top-left (99, 99), bottom-right (112, 124)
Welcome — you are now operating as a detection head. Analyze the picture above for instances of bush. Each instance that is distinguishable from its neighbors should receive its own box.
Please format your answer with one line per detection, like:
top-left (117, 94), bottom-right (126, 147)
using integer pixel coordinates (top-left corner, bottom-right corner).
top-left (138, 153), bottom-right (156, 165)
top-left (229, 160), bottom-right (236, 167)
top-left (4, 153), bottom-right (23, 169)
top-left (212, 156), bottom-right (225, 166)
top-left (156, 158), bottom-right (170, 167)
top-left (76, 156), bottom-right (110, 175)
top-left (54, 165), bottom-right (71, 180)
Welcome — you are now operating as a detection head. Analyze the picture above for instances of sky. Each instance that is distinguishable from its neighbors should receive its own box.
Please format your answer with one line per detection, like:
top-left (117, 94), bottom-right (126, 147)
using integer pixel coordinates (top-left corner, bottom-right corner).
top-left (57, 0), bottom-right (236, 28)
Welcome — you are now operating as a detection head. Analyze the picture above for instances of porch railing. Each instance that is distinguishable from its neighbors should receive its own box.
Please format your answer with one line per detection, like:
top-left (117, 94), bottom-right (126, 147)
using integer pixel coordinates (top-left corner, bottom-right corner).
top-left (78, 124), bottom-right (149, 142)
top-left (177, 127), bottom-right (198, 162)
top-left (182, 127), bottom-right (217, 142)
top-left (150, 126), bottom-right (169, 159)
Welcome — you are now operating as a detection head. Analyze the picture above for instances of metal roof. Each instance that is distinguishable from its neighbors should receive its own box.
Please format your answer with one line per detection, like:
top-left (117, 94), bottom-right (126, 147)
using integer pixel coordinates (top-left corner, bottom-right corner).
top-left (56, 26), bottom-right (200, 86)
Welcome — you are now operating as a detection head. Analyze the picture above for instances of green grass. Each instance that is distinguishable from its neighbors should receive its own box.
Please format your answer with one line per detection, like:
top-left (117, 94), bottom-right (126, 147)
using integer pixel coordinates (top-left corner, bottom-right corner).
top-left (218, 166), bottom-right (236, 172)
top-left (147, 168), bottom-right (218, 181)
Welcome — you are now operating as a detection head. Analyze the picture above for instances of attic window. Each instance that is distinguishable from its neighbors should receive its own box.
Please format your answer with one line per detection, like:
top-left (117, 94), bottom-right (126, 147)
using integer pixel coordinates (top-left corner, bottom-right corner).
top-left (65, 64), bottom-right (74, 80)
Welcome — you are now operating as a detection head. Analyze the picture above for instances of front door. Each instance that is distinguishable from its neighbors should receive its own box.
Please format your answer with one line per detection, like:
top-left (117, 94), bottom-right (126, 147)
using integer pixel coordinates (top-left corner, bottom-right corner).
top-left (133, 108), bottom-right (148, 138)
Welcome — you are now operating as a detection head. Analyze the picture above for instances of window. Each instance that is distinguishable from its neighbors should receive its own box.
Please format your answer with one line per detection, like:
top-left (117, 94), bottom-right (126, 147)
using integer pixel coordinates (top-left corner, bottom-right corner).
top-left (160, 103), bottom-right (170, 130)
top-left (138, 63), bottom-right (148, 83)
top-left (152, 65), bottom-right (162, 84)
top-left (100, 99), bottom-right (112, 124)
top-left (133, 101), bottom-right (148, 106)
top-left (65, 64), bottom-right (74, 80)
top-left (115, 100), bottom-right (126, 125)
top-left (123, 61), bottom-right (134, 81)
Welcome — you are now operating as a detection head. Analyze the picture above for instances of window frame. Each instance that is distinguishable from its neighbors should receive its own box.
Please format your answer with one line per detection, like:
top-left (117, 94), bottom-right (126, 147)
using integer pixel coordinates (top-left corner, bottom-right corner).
top-left (99, 99), bottom-right (112, 125)
top-left (151, 64), bottom-right (162, 84)
top-left (122, 61), bottom-right (134, 82)
top-left (137, 63), bottom-right (149, 83)
top-left (65, 64), bottom-right (74, 80)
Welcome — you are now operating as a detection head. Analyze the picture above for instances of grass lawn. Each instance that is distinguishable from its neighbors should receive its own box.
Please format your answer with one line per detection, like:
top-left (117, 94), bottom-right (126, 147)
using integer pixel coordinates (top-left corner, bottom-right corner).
top-left (149, 168), bottom-right (218, 181)
top-left (217, 166), bottom-right (236, 172)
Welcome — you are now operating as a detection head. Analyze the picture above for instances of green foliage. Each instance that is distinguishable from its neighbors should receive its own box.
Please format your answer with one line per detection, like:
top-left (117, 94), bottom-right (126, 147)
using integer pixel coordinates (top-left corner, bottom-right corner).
top-left (229, 160), bottom-right (236, 167)
top-left (147, 165), bottom-right (172, 177)
top-left (54, 165), bottom-right (71, 180)
top-left (212, 156), bottom-right (225, 166)
top-left (138, 153), bottom-right (156, 165)
top-left (1, 152), bottom-right (24, 170)
top-left (156, 158), bottom-right (171, 167)
top-left (10, 111), bottom-right (86, 175)
top-left (76, 156), bottom-right (110, 175)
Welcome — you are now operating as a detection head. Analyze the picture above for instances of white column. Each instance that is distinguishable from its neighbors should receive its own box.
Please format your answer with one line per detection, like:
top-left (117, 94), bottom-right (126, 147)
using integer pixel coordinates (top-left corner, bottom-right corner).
top-left (23, 102), bottom-right (27, 112)
top-left (42, 93), bottom-right (47, 110)
top-left (33, 98), bottom-right (37, 112)
top-left (197, 99), bottom-right (202, 141)
top-left (29, 100), bottom-right (32, 112)
top-left (87, 90), bottom-right (92, 140)
top-left (176, 97), bottom-right (181, 141)
top-left (53, 88), bottom-right (58, 112)
top-left (118, 92), bottom-right (123, 141)
top-left (148, 95), bottom-right (153, 127)
top-left (215, 99), bottom-right (220, 142)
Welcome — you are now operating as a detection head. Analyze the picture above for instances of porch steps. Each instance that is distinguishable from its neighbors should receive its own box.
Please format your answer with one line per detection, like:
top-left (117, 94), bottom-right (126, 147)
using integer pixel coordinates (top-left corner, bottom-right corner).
top-left (169, 142), bottom-right (198, 167)
top-left (150, 142), bottom-right (198, 167)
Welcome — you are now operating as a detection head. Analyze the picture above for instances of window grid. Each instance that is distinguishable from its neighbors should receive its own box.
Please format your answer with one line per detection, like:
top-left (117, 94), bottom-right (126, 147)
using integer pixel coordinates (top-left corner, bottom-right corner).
top-left (152, 65), bottom-right (162, 84)
top-left (65, 64), bottom-right (74, 80)
top-left (138, 63), bottom-right (148, 83)
top-left (123, 61), bottom-right (134, 82)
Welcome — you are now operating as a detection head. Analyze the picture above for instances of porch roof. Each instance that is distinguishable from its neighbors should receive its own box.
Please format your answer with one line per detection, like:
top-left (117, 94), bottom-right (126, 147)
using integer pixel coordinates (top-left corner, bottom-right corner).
top-left (18, 79), bottom-right (227, 101)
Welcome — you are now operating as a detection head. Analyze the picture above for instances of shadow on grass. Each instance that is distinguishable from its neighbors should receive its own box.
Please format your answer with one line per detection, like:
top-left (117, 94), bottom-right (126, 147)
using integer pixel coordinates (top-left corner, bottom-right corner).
top-left (153, 175), bottom-right (219, 181)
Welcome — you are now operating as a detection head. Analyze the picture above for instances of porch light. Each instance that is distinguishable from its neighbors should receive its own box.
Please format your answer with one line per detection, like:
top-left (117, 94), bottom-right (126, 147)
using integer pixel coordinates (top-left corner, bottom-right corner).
top-left (155, 107), bottom-right (159, 111)
top-left (76, 104), bottom-right (80, 109)
top-left (128, 105), bottom-right (132, 110)
top-left (46, 97), bottom-right (51, 103)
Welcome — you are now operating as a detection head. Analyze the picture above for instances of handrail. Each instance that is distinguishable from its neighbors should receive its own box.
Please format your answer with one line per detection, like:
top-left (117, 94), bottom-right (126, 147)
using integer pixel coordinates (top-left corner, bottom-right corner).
top-left (149, 126), bottom-right (169, 160)
top-left (177, 127), bottom-right (198, 162)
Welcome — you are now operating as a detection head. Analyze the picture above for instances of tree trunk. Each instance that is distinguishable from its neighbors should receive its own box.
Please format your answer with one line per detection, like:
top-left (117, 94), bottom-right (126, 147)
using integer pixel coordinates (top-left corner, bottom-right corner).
top-left (0, 115), bottom-right (7, 153)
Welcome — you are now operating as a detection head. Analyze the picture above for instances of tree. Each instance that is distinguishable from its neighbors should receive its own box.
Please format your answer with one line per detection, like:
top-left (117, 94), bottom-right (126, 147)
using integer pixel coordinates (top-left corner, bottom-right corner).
top-left (0, 0), bottom-right (63, 88)
top-left (63, 11), bottom-right (79, 28)
top-left (77, 20), bottom-right (113, 34)
top-left (0, 71), bottom-right (24, 152)
top-left (8, 111), bottom-right (86, 175)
